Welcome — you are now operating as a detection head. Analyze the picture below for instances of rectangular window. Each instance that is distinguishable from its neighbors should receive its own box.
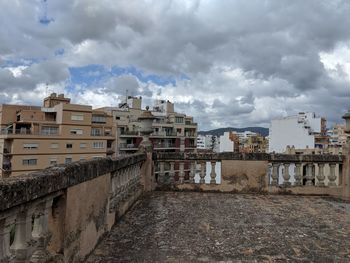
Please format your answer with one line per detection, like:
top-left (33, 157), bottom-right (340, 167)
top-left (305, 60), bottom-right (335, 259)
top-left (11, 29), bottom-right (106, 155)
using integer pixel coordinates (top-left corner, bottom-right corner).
top-left (93, 142), bottom-right (104, 149)
top-left (80, 157), bottom-right (86, 161)
top-left (65, 158), bottom-right (72, 164)
top-left (91, 128), bottom-right (102, 136)
top-left (50, 143), bottom-right (59, 149)
top-left (92, 115), bottom-right (106, 123)
top-left (70, 129), bottom-right (83, 135)
top-left (92, 156), bottom-right (103, 159)
top-left (80, 143), bottom-right (87, 148)
top-left (23, 143), bottom-right (38, 149)
top-left (66, 143), bottom-right (73, 149)
top-left (41, 126), bottom-right (58, 135)
top-left (22, 159), bottom-right (37, 165)
top-left (71, 114), bottom-right (84, 121)
top-left (49, 158), bottom-right (58, 166)
top-left (175, 117), bottom-right (184, 123)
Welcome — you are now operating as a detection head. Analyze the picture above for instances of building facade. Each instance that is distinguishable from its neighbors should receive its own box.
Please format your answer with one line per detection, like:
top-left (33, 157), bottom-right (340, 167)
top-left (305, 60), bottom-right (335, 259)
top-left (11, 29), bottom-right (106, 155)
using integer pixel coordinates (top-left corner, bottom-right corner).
top-left (269, 112), bottom-right (328, 153)
top-left (99, 97), bottom-right (198, 155)
top-left (0, 93), bottom-right (115, 177)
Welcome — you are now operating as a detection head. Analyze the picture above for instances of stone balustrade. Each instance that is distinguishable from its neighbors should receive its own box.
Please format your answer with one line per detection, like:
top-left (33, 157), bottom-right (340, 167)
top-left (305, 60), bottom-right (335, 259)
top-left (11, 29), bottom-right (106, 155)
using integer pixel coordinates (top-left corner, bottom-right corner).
top-left (154, 152), bottom-right (347, 196)
top-left (0, 153), bottom-right (146, 263)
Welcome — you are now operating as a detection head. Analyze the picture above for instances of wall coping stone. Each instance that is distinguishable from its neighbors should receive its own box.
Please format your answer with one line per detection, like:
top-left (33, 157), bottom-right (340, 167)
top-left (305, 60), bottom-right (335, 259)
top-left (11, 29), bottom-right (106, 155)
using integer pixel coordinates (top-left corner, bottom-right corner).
top-left (0, 153), bottom-right (146, 212)
top-left (155, 152), bottom-right (345, 163)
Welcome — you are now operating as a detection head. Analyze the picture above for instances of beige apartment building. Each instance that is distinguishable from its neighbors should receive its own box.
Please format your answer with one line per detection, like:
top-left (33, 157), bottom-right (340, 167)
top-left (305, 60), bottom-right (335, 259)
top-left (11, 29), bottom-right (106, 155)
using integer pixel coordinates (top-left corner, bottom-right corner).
top-left (0, 93), bottom-right (115, 177)
top-left (99, 96), bottom-right (197, 155)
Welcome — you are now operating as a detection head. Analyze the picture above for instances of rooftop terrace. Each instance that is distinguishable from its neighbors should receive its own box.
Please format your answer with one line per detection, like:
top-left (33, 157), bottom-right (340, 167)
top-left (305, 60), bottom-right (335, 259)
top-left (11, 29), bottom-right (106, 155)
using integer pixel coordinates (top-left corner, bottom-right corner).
top-left (0, 149), bottom-right (349, 262)
top-left (87, 192), bottom-right (350, 262)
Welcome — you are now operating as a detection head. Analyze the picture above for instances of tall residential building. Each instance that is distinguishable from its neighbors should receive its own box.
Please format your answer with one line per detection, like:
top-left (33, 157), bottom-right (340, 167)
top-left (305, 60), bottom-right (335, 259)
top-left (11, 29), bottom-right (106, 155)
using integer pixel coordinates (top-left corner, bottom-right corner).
top-left (99, 96), bottom-right (197, 155)
top-left (0, 93), bottom-right (115, 177)
top-left (269, 112), bottom-right (328, 153)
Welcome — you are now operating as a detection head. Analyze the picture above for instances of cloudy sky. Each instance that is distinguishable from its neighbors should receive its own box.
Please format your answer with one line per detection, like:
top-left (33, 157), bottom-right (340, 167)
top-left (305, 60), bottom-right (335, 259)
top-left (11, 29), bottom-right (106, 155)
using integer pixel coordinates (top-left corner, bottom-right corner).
top-left (1, 0), bottom-right (350, 130)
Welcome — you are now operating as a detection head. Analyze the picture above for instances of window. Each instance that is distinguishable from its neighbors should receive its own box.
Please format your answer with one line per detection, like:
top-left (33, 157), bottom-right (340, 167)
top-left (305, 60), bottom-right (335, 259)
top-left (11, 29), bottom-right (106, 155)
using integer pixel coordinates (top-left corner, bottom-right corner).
top-left (65, 158), bottom-right (72, 164)
top-left (22, 159), bottom-right (37, 165)
top-left (93, 156), bottom-right (103, 159)
top-left (41, 126), bottom-right (58, 135)
top-left (92, 115), bottom-right (106, 123)
top-left (93, 142), bottom-right (104, 149)
top-left (66, 143), bottom-right (73, 149)
top-left (51, 143), bottom-right (59, 149)
top-left (49, 158), bottom-right (58, 166)
top-left (80, 157), bottom-right (86, 161)
top-left (91, 128), bottom-right (102, 136)
top-left (23, 143), bottom-right (38, 149)
top-left (70, 129), bottom-right (83, 135)
top-left (71, 114), bottom-right (84, 121)
top-left (80, 143), bottom-right (87, 148)
top-left (175, 117), bottom-right (184, 123)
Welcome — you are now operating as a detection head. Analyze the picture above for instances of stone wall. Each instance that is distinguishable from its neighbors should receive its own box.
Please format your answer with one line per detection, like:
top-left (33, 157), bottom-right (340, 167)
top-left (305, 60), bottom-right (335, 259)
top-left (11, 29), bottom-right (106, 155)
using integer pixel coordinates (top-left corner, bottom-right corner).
top-left (0, 153), bottom-right (147, 263)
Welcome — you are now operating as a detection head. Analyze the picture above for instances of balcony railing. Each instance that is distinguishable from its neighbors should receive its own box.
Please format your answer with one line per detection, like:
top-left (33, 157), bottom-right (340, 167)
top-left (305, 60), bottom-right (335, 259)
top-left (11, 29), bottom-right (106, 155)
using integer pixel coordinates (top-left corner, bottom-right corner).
top-left (119, 143), bottom-right (138, 149)
top-left (119, 131), bottom-right (140, 136)
top-left (0, 129), bottom-right (58, 136)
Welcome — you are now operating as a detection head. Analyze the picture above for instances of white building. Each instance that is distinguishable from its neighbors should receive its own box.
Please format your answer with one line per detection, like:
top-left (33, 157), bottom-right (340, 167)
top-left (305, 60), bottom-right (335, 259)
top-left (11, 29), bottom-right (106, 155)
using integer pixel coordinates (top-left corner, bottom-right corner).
top-left (269, 112), bottom-right (324, 153)
top-left (197, 135), bottom-right (219, 151)
top-left (219, 132), bottom-right (235, 152)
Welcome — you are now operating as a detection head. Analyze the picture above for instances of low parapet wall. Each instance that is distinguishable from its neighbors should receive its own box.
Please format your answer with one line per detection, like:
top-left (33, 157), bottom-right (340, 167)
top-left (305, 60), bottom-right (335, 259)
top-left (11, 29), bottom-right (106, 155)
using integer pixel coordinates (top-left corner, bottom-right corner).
top-left (0, 153), bottom-right (147, 263)
top-left (154, 152), bottom-right (349, 200)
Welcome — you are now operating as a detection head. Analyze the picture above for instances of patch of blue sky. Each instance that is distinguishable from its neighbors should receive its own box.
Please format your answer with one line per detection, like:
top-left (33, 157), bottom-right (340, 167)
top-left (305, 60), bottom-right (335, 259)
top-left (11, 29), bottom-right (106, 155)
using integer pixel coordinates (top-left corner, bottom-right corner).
top-left (54, 48), bottom-right (65, 56)
top-left (69, 65), bottom-right (109, 86)
top-left (69, 64), bottom-right (178, 87)
top-left (110, 66), bottom-right (177, 86)
top-left (0, 58), bottom-right (42, 68)
top-left (39, 17), bottom-right (54, 25)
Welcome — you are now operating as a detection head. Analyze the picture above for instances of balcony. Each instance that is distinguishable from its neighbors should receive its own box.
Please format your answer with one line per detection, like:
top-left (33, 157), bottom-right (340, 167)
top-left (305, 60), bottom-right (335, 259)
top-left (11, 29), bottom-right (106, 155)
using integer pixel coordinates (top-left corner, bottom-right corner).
top-left (119, 131), bottom-right (140, 137)
top-left (119, 143), bottom-right (138, 150)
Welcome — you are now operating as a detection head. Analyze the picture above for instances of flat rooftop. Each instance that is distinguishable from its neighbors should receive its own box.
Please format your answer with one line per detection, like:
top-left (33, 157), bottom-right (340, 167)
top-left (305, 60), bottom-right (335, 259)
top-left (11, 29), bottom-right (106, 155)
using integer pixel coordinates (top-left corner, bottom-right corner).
top-left (87, 192), bottom-right (350, 262)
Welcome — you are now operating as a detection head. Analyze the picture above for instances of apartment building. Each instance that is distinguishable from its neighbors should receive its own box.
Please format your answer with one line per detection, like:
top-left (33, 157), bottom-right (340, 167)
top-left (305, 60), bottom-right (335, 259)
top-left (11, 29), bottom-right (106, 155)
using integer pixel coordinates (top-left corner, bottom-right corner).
top-left (0, 93), bottom-right (115, 177)
top-left (99, 97), bottom-right (197, 155)
top-left (269, 112), bottom-right (328, 153)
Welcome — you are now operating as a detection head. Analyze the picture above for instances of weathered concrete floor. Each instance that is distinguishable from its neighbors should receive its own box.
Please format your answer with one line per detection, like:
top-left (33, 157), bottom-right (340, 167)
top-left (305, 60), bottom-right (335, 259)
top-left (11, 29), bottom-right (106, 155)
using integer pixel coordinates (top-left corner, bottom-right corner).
top-left (87, 192), bottom-right (350, 262)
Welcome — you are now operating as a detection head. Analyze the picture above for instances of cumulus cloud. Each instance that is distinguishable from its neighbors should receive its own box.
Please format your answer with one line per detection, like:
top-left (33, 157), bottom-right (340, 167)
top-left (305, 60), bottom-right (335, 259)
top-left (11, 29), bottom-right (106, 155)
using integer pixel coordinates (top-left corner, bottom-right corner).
top-left (1, 0), bottom-right (350, 129)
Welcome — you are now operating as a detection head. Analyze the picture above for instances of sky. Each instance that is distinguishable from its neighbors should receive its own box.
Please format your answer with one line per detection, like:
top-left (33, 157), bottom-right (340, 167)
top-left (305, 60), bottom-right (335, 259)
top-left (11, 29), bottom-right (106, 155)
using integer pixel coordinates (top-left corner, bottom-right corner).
top-left (1, 0), bottom-right (350, 131)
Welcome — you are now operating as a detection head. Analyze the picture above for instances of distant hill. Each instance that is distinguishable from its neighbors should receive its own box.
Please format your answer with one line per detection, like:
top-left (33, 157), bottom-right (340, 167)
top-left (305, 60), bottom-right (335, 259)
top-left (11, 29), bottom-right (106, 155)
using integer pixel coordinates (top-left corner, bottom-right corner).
top-left (198, 127), bottom-right (269, 137)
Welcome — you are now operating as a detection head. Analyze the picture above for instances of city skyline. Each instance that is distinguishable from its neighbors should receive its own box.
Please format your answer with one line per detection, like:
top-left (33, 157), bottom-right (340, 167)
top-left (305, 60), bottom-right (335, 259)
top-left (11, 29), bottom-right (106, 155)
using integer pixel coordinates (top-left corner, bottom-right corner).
top-left (1, 1), bottom-right (350, 130)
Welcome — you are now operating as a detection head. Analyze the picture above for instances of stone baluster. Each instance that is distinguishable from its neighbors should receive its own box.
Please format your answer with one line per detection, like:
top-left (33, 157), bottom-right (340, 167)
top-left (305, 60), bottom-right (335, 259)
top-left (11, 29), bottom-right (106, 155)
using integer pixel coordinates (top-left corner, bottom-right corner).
top-left (328, 163), bottom-right (337, 186)
top-left (271, 163), bottom-right (279, 186)
top-left (294, 163), bottom-right (302, 186)
top-left (282, 163), bottom-right (291, 186)
top-left (200, 162), bottom-right (206, 184)
top-left (169, 162), bottom-right (175, 184)
top-left (11, 208), bottom-right (34, 262)
top-left (316, 163), bottom-right (325, 186)
top-left (179, 162), bottom-right (185, 184)
top-left (30, 199), bottom-right (53, 262)
top-left (0, 215), bottom-right (15, 262)
top-left (159, 162), bottom-right (165, 184)
top-left (305, 163), bottom-right (314, 186)
top-left (210, 162), bottom-right (217, 184)
top-left (189, 162), bottom-right (195, 184)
